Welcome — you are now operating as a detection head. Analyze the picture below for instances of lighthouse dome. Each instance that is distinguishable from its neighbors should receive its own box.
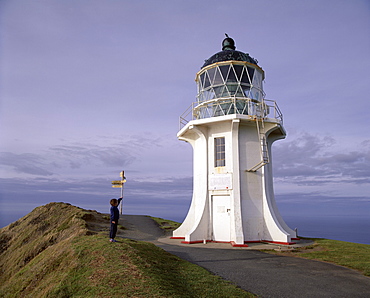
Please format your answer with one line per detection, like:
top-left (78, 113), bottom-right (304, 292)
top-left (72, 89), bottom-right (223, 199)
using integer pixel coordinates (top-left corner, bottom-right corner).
top-left (196, 35), bottom-right (265, 106)
top-left (202, 35), bottom-right (259, 68)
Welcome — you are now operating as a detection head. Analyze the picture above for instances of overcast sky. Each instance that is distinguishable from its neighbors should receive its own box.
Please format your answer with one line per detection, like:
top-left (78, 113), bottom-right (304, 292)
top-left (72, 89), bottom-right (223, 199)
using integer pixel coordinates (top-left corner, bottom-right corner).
top-left (1, 0), bottom-right (369, 227)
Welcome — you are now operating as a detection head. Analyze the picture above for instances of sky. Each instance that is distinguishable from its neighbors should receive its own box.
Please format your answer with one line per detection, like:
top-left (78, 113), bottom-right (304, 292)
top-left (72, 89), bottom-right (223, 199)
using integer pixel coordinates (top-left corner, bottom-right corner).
top-left (1, 0), bottom-right (369, 230)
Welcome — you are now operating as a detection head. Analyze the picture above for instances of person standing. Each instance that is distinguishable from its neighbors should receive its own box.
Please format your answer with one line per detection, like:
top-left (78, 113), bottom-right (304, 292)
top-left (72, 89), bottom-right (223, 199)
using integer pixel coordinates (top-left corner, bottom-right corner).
top-left (109, 197), bottom-right (122, 242)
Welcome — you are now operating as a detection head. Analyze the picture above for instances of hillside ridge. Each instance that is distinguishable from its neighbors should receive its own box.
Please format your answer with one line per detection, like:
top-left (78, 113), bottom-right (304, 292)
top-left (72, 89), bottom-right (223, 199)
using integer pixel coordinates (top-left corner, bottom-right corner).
top-left (0, 202), bottom-right (251, 297)
top-left (0, 203), bottom-right (112, 295)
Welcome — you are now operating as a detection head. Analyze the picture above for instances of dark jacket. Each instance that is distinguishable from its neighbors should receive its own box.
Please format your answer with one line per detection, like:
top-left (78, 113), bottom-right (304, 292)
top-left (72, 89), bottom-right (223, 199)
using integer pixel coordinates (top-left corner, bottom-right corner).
top-left (110, 198), bottom-right (122, 222)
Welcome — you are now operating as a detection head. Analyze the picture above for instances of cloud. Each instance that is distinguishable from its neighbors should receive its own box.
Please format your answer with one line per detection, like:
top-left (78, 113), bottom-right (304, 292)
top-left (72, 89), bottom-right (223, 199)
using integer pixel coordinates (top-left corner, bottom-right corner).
top-left (0, 174), bottom-right (192, 199)
top-left (127, 177), bottom-right (193, 197)
top-left (0, 152), bottom-right (53, 176)
top-left (275, 192), bottom-right (370, 218)
top-left (0, 133), bottom-right (168, 177)
top-left (273, 133), bottom-right (370, 185)
top-left (49, 143), bottom-right (136, 169)
top-left (276, 192), bottom-right (370, 204)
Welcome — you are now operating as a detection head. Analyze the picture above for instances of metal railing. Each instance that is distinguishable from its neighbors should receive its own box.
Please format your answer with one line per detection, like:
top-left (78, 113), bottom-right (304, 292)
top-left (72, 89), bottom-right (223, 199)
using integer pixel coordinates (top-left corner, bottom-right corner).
top-left (179, 98), bottom-right (283, 130)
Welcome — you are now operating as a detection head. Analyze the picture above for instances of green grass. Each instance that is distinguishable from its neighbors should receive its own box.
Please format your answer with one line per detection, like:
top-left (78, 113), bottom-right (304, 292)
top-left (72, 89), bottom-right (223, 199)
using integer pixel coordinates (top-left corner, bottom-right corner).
top-left (151, 216), bottom-right (181, 231)
top-left (0, 203), bottom-right (255, 297)
top-left (299, 238), bottom-right (370, 276)
top-left (50, 234), bottom-right (254, 297)
top-left (270, 237), bottom-right (370, 277)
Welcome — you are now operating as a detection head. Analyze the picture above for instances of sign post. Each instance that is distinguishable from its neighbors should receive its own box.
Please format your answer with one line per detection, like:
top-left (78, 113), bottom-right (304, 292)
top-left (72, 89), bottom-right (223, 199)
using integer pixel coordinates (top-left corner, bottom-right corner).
top-left (111, 171), bottom-right (126, 214)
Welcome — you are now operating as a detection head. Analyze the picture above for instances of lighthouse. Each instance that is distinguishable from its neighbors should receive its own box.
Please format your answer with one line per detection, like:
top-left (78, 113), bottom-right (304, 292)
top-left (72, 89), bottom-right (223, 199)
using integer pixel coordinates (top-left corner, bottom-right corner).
top-left (172, 35), bottom-right (298, 246)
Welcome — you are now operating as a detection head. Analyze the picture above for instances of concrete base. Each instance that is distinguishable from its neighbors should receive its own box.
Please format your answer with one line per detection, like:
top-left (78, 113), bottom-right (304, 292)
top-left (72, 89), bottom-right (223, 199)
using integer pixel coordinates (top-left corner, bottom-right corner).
top-left (167, 236), bottom-right (313, 250)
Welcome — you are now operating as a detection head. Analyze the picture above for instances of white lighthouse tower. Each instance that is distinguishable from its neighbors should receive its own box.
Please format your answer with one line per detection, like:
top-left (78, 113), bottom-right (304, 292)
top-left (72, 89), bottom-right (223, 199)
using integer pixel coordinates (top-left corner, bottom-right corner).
top-left (172, 35), bottom-right (298, 246)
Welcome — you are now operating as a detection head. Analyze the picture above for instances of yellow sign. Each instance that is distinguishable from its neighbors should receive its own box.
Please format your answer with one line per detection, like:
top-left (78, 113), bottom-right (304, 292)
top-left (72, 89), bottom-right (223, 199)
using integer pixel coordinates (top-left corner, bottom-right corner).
top-left (111, 172), bottom-right (126, 188)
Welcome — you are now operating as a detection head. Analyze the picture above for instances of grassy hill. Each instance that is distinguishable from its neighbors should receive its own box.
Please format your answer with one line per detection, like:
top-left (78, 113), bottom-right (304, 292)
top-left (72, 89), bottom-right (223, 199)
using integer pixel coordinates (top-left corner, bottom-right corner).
top-left (0, 202), bottom-right (253, 297)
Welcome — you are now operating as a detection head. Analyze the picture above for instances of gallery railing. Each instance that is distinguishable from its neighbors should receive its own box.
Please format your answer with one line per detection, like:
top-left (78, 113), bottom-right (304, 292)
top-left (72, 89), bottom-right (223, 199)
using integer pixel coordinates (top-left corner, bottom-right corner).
top-left (179, 98), bottom-right (283, 129)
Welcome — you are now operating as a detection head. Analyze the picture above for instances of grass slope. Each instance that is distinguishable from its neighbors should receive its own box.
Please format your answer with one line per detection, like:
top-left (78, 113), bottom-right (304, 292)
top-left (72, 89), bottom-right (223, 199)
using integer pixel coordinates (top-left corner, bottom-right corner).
top-left (0, 203), bottom-right (253, 297)
top-left (271, 238), bottom-right (370, 277)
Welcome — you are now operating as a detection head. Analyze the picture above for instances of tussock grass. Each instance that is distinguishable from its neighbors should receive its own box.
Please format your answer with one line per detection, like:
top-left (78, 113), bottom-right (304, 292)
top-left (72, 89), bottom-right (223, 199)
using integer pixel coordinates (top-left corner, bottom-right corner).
top-left (0, 203), bottom-right (253, 297)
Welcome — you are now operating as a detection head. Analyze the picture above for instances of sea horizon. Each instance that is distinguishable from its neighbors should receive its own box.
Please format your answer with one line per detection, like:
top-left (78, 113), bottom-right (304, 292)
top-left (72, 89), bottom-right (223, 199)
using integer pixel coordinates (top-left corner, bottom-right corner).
top-left (1, 209), bottom-right (369, 246)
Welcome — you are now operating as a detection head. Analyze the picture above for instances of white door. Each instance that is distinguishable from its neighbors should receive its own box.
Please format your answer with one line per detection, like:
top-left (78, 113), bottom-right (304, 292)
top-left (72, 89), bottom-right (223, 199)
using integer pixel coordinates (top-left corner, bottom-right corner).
top-left (212, 195), bottom-right (231, 241)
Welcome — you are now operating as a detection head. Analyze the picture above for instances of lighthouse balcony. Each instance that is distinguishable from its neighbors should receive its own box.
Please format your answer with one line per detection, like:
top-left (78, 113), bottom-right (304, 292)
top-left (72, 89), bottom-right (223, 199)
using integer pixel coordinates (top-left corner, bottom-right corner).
top-left (179, 98), bottom-right (283, 129)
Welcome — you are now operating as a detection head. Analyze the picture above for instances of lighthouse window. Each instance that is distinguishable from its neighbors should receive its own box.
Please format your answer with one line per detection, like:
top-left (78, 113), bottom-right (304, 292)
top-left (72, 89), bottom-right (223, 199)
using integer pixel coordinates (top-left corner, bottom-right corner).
top-left (234, 65), bottom-right (243, 81)
top-left (207, 67), bottom-right (217, 85)
top-left (247, 67), bottom-right (255, 82)
top-left (215, 137), bottom-right (226, 167)
top-left (203, 72), bottom-right (211, 89)
top-left (213, 67), bottom-right (223, 85)
top-left (219, 65), bottom-right (229, 83)
top-left (252, 70), bottom-right (262, 89)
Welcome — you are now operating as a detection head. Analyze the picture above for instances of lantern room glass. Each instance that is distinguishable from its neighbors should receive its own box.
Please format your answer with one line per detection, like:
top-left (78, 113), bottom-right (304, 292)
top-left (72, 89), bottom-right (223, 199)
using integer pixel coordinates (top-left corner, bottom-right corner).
top-left (196, 62), bottom-right (264, 103)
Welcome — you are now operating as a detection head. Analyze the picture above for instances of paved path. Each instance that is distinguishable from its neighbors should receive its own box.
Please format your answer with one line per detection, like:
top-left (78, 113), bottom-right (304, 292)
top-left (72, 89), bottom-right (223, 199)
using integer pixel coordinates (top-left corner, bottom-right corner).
top-left (121, 215), bottom-right (370, 298)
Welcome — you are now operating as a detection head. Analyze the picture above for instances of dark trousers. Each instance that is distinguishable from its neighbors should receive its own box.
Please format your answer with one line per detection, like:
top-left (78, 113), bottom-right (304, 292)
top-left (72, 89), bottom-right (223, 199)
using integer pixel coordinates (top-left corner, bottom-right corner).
top-left (110, 222), bottom-right (118, 239)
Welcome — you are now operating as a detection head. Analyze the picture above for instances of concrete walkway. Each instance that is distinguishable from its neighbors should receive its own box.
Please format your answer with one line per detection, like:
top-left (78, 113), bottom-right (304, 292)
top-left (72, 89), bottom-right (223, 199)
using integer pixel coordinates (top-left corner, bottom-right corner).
top-left (121, 215), bottom-right (370, 298)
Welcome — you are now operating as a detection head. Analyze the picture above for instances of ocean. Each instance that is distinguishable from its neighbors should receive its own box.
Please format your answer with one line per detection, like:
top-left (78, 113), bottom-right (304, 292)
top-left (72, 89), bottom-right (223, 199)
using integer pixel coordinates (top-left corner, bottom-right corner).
top-left (284, 215), bottom-right (370, 245)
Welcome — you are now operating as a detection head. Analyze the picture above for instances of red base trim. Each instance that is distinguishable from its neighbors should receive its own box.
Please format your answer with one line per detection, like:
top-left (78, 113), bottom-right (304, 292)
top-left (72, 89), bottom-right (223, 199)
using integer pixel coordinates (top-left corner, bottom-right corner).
top-left (231, 241), bottom-right (249, 247)
top-left (170, 237), bottom-right (185, 239)
top-left (292, 238), bottom-right (300, 240)
top-left (181, 240), bottom-right (204, 244)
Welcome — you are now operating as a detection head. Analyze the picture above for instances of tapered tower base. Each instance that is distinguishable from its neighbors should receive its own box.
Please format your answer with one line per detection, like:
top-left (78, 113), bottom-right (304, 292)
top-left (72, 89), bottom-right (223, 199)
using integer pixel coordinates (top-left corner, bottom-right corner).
top-left (172, 114), bottom-right (297, 245)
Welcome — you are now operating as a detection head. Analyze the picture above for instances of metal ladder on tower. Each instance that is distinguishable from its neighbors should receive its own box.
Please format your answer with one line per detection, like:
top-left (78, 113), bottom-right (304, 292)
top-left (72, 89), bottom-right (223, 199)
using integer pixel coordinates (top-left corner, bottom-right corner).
top-left (247, 114), bottom-right (269, 172)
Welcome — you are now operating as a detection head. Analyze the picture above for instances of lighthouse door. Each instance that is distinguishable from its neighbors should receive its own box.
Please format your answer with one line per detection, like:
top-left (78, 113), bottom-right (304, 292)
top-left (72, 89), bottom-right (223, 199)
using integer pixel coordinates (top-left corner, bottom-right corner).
top-left (212, 195), bottom-right (231, 241)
